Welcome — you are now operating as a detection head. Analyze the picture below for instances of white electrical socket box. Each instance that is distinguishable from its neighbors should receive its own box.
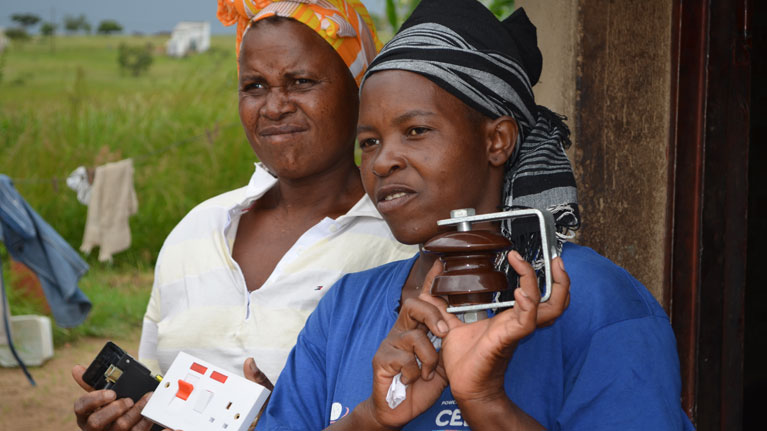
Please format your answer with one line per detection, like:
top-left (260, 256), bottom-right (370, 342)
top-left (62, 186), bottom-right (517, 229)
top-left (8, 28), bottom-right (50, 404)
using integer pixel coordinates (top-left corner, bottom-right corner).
top-left (142, 351), bottom-right (270, 431)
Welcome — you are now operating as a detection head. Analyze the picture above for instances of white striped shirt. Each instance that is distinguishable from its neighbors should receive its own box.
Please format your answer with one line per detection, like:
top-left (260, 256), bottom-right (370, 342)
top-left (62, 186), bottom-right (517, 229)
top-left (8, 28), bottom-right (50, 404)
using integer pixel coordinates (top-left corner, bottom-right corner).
top-left (138, 164), bottom-right (416, 383)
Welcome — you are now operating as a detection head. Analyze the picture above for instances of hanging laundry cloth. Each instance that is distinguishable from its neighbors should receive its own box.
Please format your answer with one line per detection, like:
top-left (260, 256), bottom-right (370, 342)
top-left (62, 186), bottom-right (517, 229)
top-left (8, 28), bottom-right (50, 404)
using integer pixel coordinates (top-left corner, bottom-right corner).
top-left (0, 174), bottom-right (91, 328)
top-left (66, 166), bottom-right (92, 205)
top-left (80, 158), bottom-right (138, 262)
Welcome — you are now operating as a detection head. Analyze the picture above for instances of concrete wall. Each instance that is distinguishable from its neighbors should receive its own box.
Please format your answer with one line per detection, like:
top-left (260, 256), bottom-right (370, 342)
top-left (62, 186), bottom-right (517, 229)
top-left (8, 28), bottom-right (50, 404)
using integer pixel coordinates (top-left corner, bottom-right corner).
top-left (576, 0), bottom-right (673, 302)
top-left (515, 0), bottom-right (579, 139)
top-left (517, 0), bottom-right (674, 303)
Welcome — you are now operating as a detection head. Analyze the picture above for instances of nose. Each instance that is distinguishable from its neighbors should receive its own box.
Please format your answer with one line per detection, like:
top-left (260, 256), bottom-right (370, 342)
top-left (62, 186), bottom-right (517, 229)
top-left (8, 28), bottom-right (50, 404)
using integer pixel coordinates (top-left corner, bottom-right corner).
top-left (370, 139), bottom-right (406, 178)
top-left (260, 86), bottom-right (295, 120)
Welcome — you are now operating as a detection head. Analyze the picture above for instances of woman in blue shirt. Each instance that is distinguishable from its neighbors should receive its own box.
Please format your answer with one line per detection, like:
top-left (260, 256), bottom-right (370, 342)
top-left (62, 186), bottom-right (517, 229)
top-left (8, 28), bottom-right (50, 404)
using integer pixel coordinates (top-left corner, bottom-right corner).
top-left (258, 0), bottom-right (694, 429)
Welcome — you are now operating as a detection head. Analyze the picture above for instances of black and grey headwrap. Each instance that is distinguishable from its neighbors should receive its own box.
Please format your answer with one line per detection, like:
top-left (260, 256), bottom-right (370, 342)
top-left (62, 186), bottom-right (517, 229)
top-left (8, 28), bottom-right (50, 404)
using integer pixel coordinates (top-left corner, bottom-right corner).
top-left (361, 0), bottom-right (580, 282)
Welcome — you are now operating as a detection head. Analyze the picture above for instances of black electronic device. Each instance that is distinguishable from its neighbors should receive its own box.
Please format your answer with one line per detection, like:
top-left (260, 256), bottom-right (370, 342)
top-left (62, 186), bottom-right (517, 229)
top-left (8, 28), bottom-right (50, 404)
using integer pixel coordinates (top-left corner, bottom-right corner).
top-left (82, 341), bottom-right (161, 403)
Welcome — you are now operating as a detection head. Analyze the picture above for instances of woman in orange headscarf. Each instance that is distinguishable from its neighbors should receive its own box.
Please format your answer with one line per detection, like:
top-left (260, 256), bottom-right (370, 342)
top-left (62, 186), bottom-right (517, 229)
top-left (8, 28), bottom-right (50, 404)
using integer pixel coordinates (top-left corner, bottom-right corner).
top-left (218, 0), bottom-right (381, 84)
top-left (71, 3), bottom-right (415, 430)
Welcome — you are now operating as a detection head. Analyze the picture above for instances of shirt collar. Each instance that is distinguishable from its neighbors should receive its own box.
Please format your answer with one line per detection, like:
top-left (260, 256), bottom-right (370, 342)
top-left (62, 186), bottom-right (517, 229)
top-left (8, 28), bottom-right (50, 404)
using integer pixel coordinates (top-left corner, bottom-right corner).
top-left (237, 163), bottom-right (384, 222)
top-left (243, 162), bottom-right (278, 200)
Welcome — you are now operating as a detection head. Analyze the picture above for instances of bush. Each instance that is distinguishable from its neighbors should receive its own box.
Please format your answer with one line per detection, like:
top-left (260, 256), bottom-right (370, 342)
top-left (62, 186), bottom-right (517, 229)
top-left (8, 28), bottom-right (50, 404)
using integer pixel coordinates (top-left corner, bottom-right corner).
top-left (117, 43), bottom-right (153, 76)
top-left (4, 27), bottom-right (30, 42)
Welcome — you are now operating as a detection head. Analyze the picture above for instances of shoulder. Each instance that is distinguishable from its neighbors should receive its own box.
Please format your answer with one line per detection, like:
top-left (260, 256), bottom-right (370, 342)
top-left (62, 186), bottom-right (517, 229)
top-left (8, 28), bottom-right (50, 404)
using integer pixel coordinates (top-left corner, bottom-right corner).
top-left (322, 257), bottom-right (415, 308)
top-left (553, 243), bottom-right (670, 354)
top-left (307, 257), bottom-right (416, 332)
top-left (160, 185), bottom-right (248, 248)
top-left (560, 243), bottom-right (667, 323)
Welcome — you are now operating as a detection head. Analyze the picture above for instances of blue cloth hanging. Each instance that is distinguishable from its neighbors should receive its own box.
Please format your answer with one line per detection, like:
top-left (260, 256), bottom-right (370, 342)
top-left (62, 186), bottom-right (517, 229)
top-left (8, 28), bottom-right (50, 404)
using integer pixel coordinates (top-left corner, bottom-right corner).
top-left (0, 174), bottom-right (91, 328)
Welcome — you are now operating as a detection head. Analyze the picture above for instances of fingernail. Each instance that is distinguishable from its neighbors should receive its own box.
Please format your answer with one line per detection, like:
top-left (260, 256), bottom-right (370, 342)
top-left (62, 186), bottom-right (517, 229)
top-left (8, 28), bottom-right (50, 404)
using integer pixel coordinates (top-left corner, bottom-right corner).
top-left (519, 288), bottom-right (530, 299)
top-left (427, 370), bottom-right (435, 380)
top-left (437, 320), bottom-right (449, 334)
top-left (125, 398), bottom-right (134, 407)
top-left (557, 258), bottom-right (565, 271)
top-left (104, 390), bottom-right (116, 401)
top-left (510, 251), bottom-right (523, 261)
top-left (249, 360), bottom-right (258, 373)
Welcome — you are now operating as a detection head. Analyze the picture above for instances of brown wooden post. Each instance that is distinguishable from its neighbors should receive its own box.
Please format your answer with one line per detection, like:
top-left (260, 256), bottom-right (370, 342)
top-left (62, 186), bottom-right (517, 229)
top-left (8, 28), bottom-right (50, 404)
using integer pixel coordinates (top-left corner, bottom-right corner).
top-left (668, 0), bottom-right (751, 429)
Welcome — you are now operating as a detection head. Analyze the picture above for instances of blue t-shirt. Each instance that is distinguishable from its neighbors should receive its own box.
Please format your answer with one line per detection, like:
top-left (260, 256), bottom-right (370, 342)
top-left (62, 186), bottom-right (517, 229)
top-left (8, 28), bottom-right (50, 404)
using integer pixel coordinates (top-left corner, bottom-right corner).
top-left (258, 243), bottom-right (695, 430)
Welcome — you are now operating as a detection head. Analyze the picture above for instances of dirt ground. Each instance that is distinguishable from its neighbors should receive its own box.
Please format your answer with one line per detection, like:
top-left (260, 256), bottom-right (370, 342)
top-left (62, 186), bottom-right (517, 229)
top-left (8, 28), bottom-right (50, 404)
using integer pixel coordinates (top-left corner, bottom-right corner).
top-left (0, 333), bottom-right (139, 431)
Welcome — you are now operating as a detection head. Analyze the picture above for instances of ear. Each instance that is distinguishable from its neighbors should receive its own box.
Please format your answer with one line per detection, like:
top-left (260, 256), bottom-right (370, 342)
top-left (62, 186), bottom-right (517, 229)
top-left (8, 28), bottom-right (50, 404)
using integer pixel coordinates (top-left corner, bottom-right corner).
top-left (486, 116), bottom-right (518, 167)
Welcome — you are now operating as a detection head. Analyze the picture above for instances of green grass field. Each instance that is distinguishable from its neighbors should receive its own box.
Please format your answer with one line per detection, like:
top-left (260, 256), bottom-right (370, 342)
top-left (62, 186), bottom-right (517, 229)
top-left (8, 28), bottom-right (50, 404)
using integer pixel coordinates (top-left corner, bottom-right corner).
top-left (1, 34), bottom-right (257, 344)
top-left (1, 34), bottom-right (257, 264)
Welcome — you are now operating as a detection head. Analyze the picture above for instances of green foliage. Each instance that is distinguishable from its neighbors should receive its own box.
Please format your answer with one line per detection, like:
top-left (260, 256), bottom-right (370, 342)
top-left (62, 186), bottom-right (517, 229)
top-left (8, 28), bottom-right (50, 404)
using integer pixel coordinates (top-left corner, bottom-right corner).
top-left (97, 20), bottom-right (123, 35)
top-left (3, 27), bottom-right (29, 42)
top-left (117, 43), bottom-right (153, 77)
top-left (385, 0), bottom-right (398, 32)
top-left (2, 259), bottom-right (152, 346)
top-left (40, 22), bottom-right (56, 37)
top-left (379, 0), bottom-right (515, 39)
top-left (10, 13), bottom-right (40, 29)
top-left (0, 35), bottom-right (252, 266)
top-left (383, 0), bottom-right (420, 35)
top-left (0, 51), bottom-right (6, 85)
top-left (64, 14), bottom-right (91, 34)
top-left (485, 0), bottom-right (516, 18)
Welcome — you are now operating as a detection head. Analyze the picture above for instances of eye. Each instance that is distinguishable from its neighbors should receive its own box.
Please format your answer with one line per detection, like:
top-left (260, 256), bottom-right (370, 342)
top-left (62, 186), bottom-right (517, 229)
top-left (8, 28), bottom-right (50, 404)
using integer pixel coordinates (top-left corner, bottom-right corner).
top-left (291, 78), bottom-right (316, 89)
top-left (241, 81), bottom-right (267, 93)
top-left (406, 127), bottom-right (431, 137)
top-left (358, 137), bottom-right (380, 150)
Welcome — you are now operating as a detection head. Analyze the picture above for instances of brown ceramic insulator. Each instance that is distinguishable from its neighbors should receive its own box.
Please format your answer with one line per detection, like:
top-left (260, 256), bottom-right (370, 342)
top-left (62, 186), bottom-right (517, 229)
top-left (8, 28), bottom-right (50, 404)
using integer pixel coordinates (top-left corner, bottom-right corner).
top-left (423, 230), bottom-right (511, 306)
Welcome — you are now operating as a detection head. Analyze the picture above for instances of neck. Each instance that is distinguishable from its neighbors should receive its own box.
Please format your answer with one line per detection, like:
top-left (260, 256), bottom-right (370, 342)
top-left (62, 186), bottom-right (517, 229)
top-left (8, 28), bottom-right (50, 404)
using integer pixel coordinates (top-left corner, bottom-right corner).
top-left (263, 158), bottom-right (364, 219)
top-left (402, 248), bottom-right (439, 297)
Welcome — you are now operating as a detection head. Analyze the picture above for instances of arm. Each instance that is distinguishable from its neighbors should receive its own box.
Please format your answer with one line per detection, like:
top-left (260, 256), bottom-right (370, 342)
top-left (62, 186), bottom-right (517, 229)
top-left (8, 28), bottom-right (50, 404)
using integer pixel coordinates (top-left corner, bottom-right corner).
top-left (430, 253), bottom-right (570, 431)
top-left (137, 255), bottom-right (163, 374)
top-left (333, 253), bottom-right (569, 431)
top-left (326, 264), bottom-right (450, 431)
top-left (554, 316), bottom-right (692, 430)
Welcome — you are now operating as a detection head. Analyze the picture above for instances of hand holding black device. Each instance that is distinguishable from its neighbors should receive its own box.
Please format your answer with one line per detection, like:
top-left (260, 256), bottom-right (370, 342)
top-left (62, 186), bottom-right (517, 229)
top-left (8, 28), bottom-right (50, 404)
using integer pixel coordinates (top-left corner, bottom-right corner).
top-left (82, 341), bottom-right (161, 403)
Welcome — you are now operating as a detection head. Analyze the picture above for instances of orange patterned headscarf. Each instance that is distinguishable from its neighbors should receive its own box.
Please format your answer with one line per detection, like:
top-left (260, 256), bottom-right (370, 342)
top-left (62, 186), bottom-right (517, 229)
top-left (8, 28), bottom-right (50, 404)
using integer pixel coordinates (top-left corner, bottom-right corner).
top-left (217, 0), bottom-right (382, 84)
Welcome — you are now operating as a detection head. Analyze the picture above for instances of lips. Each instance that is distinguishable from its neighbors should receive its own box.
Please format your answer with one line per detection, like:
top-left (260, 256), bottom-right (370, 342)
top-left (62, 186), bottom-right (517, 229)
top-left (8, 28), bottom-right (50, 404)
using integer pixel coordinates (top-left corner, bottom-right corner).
top-left (375, 185), bottom-right (417, 214)
top-left (258, 124), bottom-right (308, 137)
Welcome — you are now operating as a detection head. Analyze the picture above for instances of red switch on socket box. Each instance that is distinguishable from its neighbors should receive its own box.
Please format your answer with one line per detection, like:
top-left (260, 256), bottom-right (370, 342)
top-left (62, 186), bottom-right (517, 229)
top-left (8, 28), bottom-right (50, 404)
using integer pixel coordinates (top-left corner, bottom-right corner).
top-left (176, 379), bottom-right (194, 401)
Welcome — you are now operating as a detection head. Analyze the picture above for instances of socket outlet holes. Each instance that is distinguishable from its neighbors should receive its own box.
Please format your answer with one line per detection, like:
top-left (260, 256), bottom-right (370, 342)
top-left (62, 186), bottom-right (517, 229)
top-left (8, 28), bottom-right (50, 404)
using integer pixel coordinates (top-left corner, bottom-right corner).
top-left (234, 413), bottom-right (240, 419)
top-left (226, 401), bottom-right (232, 410)
top-left (164, 382), bottom-right (170, 388)
top-left (209, 417), bottom-right (215, 423)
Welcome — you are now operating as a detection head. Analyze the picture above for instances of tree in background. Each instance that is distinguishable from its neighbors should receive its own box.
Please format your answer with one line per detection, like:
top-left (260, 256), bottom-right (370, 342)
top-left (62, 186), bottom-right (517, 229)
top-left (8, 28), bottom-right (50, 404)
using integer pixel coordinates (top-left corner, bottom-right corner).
top-left (40, 21), bottom-right (56, 53)
top-left (118, 43), bottom-right (153, 77)
top-left (6, 13), bottom-right (40, 45)
top-left (10, 13), bottom-right (41, 30)
top-left (3, 27), bottom-right (31, 43)
top-left (64, 14), bottom-right (91, 34)
top-left (97, 20), bottom-right (123, 35)
top-left (40, 22), bottom-right (56, 37)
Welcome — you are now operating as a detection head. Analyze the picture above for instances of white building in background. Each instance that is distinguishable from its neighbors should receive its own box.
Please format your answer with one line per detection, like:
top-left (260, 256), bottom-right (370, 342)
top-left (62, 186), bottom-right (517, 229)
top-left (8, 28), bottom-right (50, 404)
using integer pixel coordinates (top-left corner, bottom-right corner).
top-left (166, 22), bottom-right (210, 57)
top-left (0, 28), bottom-right (8, 53)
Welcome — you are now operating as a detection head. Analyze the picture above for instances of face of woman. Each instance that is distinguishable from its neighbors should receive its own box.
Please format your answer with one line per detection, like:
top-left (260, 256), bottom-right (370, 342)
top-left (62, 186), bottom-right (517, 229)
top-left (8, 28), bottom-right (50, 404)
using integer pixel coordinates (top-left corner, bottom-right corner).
top-left (357, 70), bottom-right (511, 245)
top-left (238, 19), bottom-right (358, 180)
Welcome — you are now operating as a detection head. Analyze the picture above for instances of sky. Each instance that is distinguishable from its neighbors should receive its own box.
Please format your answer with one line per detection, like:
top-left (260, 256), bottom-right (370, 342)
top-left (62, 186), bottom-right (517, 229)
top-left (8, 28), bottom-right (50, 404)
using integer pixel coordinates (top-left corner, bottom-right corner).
top-left (0, 0), bottom-right (385, 35)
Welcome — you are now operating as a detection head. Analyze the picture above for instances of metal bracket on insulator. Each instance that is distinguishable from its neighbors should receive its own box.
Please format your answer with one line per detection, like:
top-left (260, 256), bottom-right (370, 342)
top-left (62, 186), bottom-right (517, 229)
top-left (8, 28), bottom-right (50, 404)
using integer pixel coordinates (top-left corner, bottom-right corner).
top-left (436, 208), bottom-right (558, 314)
